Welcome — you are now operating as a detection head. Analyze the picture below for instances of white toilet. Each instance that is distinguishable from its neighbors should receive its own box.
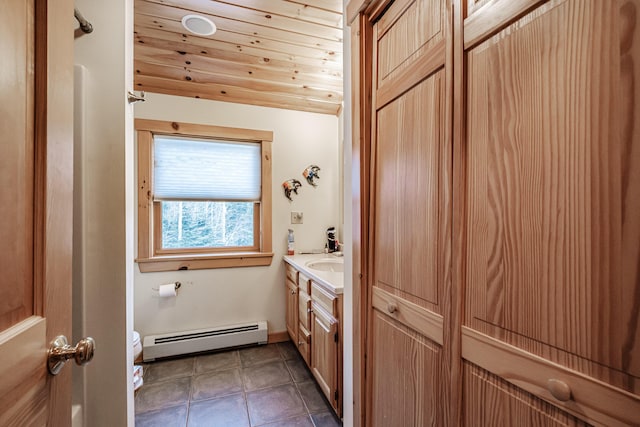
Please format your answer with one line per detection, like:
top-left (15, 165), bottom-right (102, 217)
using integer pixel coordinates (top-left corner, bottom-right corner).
top-left (133, 331), bottom-right (142, 361)
top-left (133, 331), bottom-right (143, 391)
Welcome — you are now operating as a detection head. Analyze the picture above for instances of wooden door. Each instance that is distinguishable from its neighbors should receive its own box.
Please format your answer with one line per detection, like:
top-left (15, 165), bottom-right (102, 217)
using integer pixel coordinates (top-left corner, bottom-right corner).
top-left (462, 0), bottom-right (640, 424)
top-left (366, 0), bottom-right (453, 425)
top-left (310, 303), bottom-right (339, 413)
top-left (0, 0), bottom-right (74, 425)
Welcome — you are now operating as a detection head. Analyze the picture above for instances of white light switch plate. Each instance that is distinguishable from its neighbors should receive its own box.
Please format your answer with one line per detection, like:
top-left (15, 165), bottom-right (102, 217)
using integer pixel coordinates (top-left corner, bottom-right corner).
top-left (291, 211), bottom-right (303, 224)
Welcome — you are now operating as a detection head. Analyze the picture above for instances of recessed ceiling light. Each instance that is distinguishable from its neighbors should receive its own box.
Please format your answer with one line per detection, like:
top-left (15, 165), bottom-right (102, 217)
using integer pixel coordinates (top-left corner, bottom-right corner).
top-left (181, 14), bottom-right (217, 36)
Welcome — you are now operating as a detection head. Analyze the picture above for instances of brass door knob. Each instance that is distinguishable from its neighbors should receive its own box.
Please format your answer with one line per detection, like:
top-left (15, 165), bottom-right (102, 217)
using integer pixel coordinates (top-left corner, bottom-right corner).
top-left (48, 335), bottom-right (96, 375)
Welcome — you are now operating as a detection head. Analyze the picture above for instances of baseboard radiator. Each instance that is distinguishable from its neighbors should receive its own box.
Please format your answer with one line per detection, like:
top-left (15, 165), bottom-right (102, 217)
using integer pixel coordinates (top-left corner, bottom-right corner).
top-left (142, 321), bottom-right (268, 362)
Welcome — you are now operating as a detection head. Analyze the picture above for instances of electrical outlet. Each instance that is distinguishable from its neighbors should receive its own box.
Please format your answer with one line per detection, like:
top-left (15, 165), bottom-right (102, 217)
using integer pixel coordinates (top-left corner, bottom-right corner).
top-left (291, 211), bottom-right (303, 224)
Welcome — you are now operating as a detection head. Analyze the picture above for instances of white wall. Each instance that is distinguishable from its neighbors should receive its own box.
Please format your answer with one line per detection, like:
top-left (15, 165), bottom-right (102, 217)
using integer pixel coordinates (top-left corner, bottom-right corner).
top-left (73, 0), bottom-right (135, 425)
top-left (134, 93), bottom-right (340, 339)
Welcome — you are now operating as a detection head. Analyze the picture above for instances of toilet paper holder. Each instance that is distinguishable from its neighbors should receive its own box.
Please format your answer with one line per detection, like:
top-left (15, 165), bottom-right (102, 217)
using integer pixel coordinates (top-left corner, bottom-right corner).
top-left (153, 281), bottom-right (181, 292)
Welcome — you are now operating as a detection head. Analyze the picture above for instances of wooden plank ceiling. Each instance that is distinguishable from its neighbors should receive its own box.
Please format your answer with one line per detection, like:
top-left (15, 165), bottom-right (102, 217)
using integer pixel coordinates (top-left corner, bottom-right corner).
top-left (134, 0), bottom-right (344, 115)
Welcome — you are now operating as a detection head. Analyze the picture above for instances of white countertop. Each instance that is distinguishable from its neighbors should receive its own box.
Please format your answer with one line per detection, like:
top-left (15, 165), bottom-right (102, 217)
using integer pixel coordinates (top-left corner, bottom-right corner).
top-left (283, 253), bottom-right (344, 295)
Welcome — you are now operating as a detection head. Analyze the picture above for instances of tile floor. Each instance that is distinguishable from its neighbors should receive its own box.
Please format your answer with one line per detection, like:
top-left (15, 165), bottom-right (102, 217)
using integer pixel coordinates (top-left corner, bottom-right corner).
top-left (135, 341), bottom-right (343, 427)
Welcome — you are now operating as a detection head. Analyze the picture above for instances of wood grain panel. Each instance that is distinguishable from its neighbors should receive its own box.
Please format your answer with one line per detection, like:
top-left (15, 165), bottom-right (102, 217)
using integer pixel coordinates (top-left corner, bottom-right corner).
top-left (464, 0), bottom-right (546, 48)
top-left (297, 325), bottom-right (310, 365)
top-left (133, 0), bottom-right (343, 115)
top-left (135, 14), bottom-right (340, 63)
top-left (286, 278), bottom-right (298, 341)
top-left (311, 282), bottom-right (338, 316)
top-left (285, 264), bottom-right (298, 284)
top-left (135, 46), bottom-right (342, 90)
top-left (372, 286), bottom-right (443, 346)
top-left (350, 14), bottom-right (372, 427)
top-left (135, 118), bottom-right (273, 141)
top-left (0, 317), bottom-right (46, 422)
top-left (370, 310), bottom-right (444, 426)
top-left (0, 0), bottom-right (34, 331)
top-left (136, 1), bottom-right (342, 51)
top-left (134, 61), bottom-right (342, 102)
top-left (376, 0), bottom-right (445, 89)
top-left (310, 304), bottom-right (339, 411)
top-left (462, 327), bottom-right (640, 426)
top-left (135, 75), bottom-right (340, 115)
top-left (466, 0), bottom-right (492, 17)
top-left (139, 0), bottom-right (343, 42)
top-left (298, 272), bottom-right (311, 295)
top-left (463, 361), bottom-right (591, 427)
top-left (374, 71), bottom-right (444, 311)
top-left (465, 0), bottom-right (640, 388)
top-left (134, 28), bottom-right (342, 72)
top-left (298, 290), bottom-right (311, 331)
top-left (199, 0), bottom-right (344, 27)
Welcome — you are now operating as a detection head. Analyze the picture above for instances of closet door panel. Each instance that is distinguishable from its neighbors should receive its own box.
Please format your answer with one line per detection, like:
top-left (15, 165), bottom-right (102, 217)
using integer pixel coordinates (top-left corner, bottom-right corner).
top-left (377, 0), bottom-right (445, 84)
top-left (370, 310), bottom-right (444, 426)
top-left (376, 0), bottom-right (446, 106)
top-left (375, 71), bottom-right (444, 311)
top-left (464, 0), bottom-right (640, 392)
top-left (463, 362), bottom-right (591, 427)
top-left (464, 0), bottom-right (546, 48)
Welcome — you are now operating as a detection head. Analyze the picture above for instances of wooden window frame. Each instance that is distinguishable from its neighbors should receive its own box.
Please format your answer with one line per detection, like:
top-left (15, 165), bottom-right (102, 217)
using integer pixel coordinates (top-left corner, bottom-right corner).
top-left (135, 119), bottom-right (273, 272)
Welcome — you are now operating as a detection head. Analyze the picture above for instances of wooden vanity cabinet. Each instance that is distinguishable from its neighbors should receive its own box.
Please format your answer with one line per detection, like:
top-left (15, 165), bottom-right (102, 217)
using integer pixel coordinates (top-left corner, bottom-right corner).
top-left (284, 261), bottom-right (343, 417)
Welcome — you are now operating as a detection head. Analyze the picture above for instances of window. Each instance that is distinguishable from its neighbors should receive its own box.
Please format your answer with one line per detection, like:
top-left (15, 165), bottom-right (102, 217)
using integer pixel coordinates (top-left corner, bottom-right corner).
top-left (136, 119), bottom-right (273, 272)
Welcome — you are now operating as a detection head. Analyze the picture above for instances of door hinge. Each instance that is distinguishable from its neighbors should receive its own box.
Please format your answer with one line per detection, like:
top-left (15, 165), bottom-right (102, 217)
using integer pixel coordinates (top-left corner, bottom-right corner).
top-left (334, 331), bottom-right (339, 342)
top-left (334, 389), bottom-right (339, 401)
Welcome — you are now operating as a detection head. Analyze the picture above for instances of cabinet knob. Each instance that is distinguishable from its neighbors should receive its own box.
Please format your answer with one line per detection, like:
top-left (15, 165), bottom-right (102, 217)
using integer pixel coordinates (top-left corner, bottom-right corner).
top-left (291, 289), bottom-right (296, 295)
top-left (547, 379), bottom-right (572, 402)
top-left (298, 341), bottom-right (304, 346)
top-left (387, 302), bottom-right (398, 314)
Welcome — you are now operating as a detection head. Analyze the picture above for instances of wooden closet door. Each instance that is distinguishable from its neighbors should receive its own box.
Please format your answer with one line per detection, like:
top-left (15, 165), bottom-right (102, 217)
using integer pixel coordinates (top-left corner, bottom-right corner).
top-left (367, 0), bottom-right (452, 425)
top-left (462, 0), bottom-right (640, 425)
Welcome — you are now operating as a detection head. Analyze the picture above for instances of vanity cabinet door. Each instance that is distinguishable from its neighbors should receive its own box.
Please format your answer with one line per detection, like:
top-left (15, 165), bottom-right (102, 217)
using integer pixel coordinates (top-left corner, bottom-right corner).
top-left (310, 302), bottom-right (339, 415)
top-left (285, 278), bottom-right (298, 342)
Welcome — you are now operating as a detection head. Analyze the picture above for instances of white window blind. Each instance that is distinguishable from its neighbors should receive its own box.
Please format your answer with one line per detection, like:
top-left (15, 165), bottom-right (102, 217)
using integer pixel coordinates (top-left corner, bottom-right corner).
top-left (153, 135), bottom-right (262, 201)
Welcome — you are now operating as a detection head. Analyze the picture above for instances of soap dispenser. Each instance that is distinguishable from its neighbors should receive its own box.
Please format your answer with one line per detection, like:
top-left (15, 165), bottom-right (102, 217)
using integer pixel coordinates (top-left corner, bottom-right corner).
top-left (287, 229), bottom-right (295, 255)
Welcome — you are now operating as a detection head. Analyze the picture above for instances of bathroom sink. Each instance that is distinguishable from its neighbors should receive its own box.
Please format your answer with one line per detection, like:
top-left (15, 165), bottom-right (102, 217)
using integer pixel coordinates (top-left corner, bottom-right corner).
top-left (305, 259), bottom-right (344, 273)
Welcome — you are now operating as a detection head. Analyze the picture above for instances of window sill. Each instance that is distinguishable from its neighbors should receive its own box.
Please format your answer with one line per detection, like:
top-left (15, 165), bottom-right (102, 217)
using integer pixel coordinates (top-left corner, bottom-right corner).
top-left (136, 252), bottom-right (274, 272)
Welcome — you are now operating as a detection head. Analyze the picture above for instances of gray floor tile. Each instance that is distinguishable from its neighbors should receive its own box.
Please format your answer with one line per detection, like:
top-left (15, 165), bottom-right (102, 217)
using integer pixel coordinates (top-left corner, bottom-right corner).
top-left (187, 393), bottom-right (250, 427)
top-left (135, 404), bottom-right (188, 427)
top-left (310, 412), bottom-right (342, 427)
top-left (246, 384), bottom-right (307, 426)
top-left (285, 358), bottom-right (312, 383)
top-left (277, 341), bottom-right (299, 361)
top-left (255, 414), bottom-right (314, 427)
top-left (195, 350), bottom-right (240, 374)
top-left (191, 368), bottom-right (243, 401)
top-left (296, 382), bottom-right (331, 414)
top-left (145, 357), bottom-right (195, 384)
top-left (242, 360), bottom-right (292, 391)
top-left (135, 346), bottom-right (341, 426)
top-left (239, 344), bottom-right (283, 367)
top-left (136, 377), bottom-right (191, 414)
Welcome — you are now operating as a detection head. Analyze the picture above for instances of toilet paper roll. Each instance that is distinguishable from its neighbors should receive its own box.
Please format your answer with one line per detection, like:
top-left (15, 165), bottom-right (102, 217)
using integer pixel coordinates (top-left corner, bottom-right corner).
top-left (158, 283), bottom-right (177, 298)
